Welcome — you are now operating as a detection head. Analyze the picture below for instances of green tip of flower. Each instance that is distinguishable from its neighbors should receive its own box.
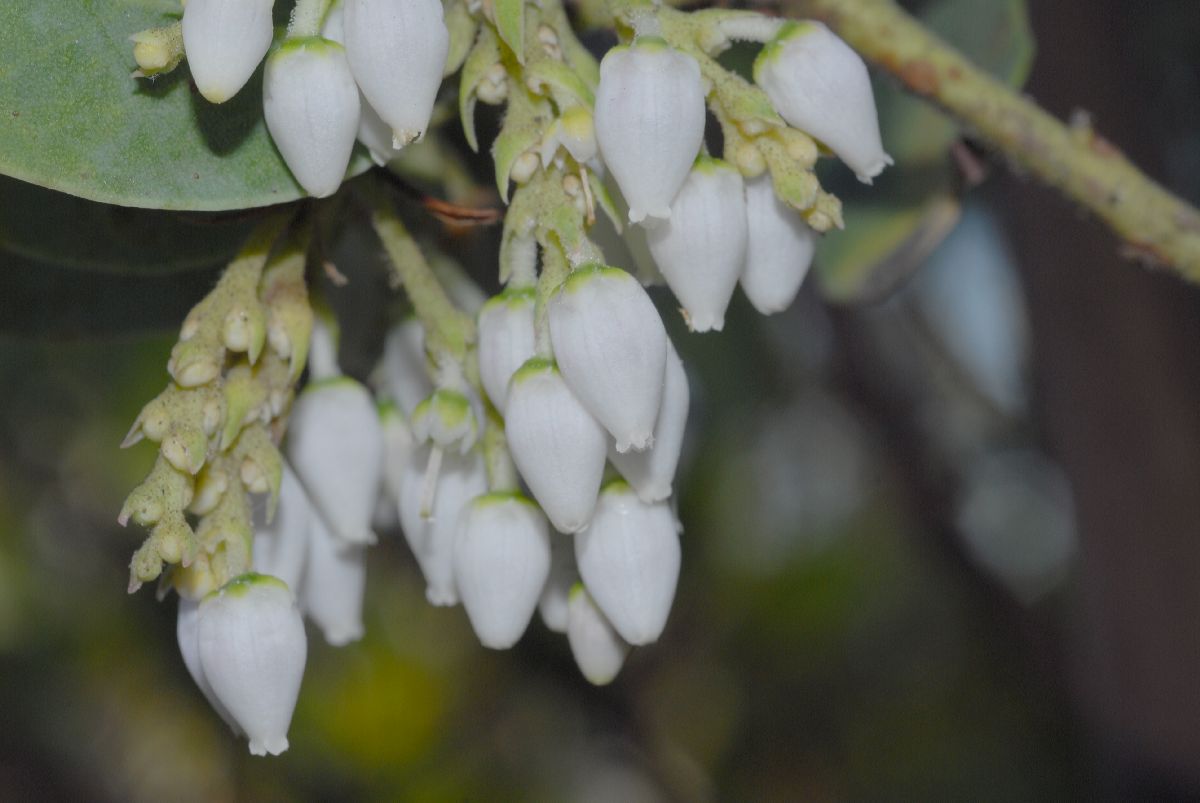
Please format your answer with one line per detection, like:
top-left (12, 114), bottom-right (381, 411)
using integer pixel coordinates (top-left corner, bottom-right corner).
top-left (483, 285), bottom-right (537, 312)
top-left (561, 264), bottom-right (627, 294)
top-left (217, 572), bottom-right (290, 598)
top-left (275, 36), bottom-right (345, 59)
top-left (693, 155), bottom-right (735, 174)
top-left (472, 491), bottom-right (538, 510)
top-left (303, 375), bottom-right (363, 395)
top-left (601, 478), bottom-right (634, 496)
top-left (631, 36), bottom-right (671, 52)
top-left (512, 357), bottom-right (557, 383)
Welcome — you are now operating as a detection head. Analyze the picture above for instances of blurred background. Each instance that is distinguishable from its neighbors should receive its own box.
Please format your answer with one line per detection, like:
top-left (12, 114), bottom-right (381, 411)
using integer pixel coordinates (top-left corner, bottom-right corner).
top-left (3, 0), bottom-right (1200, 800)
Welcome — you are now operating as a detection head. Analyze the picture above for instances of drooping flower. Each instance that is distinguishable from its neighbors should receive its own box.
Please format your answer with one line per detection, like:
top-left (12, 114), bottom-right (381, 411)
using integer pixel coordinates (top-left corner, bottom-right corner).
top-left (181, 0), bottom-right (275, 104)
top-left (575, 481), bottom-right (681, 645)
top-left (196, 574), bottom-right (307, 755)
top-left (538, 533), bottom-right (578, 634)
top-left (477, 287), bottom-right (537, 416)
top-left (594, 37), bottom-right (706, 224)
top-left (754, 21), bottom-right (892, 183)
top-left (251, 462), bottom-right (311, 593)
top-left (741, 176), bottom-right (818, 315)
top-left (263, 37), bottom-right (361, 198)
top-left (177, 595), bottom-right (240, 734)
top-left (567, 584), bottom-right (630, 686)
top-left (645, 158), bottom-right (748, 333)
top-left (504, 358), bottom-right (608, 534)
top-left (375, 403), bottom-right (415, 530)
top-left (287, 377), bottom-right (384, 546)
top-left (608, 343), bottom-right (689, 503)
top-left (453, 492), bottom-right (552, 648)
top-left (343, 0), bottom-right (449, 148)
top-left (548, 265), bottom-right (667, 452)
top-left (378, 317), bottom-right (433, 417)
top-left (300, 517), bottom-right (367, 646)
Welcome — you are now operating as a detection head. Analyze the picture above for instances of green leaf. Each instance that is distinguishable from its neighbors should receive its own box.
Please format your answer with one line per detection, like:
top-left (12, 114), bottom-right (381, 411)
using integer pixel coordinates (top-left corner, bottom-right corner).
top-left (0, 2), bottom-right (372, 211)
top-left (0, 251), bottom-right (221, 338)
top-left (0, 176), bottom-right (253, 274)
top-left (814, 0), bottom-right (1034, 304)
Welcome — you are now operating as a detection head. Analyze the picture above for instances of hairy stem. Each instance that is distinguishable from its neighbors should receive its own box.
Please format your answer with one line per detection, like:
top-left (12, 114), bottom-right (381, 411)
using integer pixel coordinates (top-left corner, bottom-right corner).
top-left (793, 0), bottom-right (1200, 278)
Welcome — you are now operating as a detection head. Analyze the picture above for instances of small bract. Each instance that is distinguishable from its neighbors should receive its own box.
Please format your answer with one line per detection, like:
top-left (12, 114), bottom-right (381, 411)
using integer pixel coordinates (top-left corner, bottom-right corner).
top-left (741, 176), bottom-right (817, 314)
top-left (594, 37), bottom-right (706, 224)
top-left (453, 493), bottom-right (552, 649)
top-left (504, 359), bottom-right (608, 534)
top-left (754, 21), bottom-right (892, 183)
top-left (549, 266), bottom-right (668, 453)
top-left (263, 37), bottom-right (361, 198)
top-left (344, 0), bottom-right (449, 148)
top-left (575, 481), bottom-right (681, 645)
top-left (181, 0), bottom-right (275, 104)
top-left (197, 574), bottom-right (307, 756)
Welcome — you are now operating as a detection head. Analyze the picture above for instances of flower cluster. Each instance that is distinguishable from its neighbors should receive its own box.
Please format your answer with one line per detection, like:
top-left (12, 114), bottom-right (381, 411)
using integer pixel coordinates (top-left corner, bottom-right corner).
top-left (124, 0), bottom-right (889, 756)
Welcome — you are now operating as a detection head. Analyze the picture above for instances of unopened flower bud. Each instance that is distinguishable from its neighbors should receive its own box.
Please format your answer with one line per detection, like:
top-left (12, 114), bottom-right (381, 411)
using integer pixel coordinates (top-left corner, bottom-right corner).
top-left (301, 517), bottom-right (366, 646)
top-left (741, 176), bottom-right (817, 314)
top-left (263, 38), bottom-right (361, 198)
top-left (477, 288), bottom-right (536, 415)
top-left (197, 574), bottom-right (306, 755)
top-left (646, 158), bottom-right (748, 333)
top-left (411, 389), bottom-right (478, 453)
top-left (182, 0), bottom-right (275, 104)
top-left (505, 359), bottom-right (607, 534)
top-left (344, 0), bottom-right (449, 148)
top-left (287, 378), bottom-right (384, 546)
top-left (754, 21), bottom-right (892, 183)
top-left (608, 343), bottom-right (688, 503)
top-left (379, 318), bottom-right (432, 417)
top-left (594, 38), bottom-right (705, 224)
top-left (453, 493), bottom-right (551, 649)
top-left (177, 595), bottom-right (241, 734)
top-left (538, 534), bottom-right (577, 633)
top-left (575, 481), bottom-right (681, 645)
top-left (549, 266), bottom-right (667, 453)
top-left (567, 584), bottom-right (629, 686)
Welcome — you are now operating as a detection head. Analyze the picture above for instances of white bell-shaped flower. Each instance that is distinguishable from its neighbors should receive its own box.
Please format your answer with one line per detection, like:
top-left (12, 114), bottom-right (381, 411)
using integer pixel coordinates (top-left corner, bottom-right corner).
top-left (741, 176), bottom-right (818, 314)
top-left (287, 377), bottom-right (384, 546)
top-left (548, 266), bottom-right (668, 453)
top-left (322, 0), bottom-right (400, 167)
top-left (538, 534), bottom-right (578, 633)
top-left (453, 492), bottom-right (552, 649)
top-left (181, 0), bottom-right (275, 104)
top-left (594, 37), bottom-right (706, 224)
top-left (251, 462), bottom-right (311, 593)
top-left (376, 404), bottom-right (415, 530)
top-left (263, 37), bottom-right (361, 198)
top-left (411, 388), bottom-right (478, 453)
top-left (301, 517), bottom-right (367, 646)
top-left (608, 343), bottom-right (689, 503)
top-left (343, 0), bottom-right (449, 148)
top-left (754, 21), bottom-right (892, 183)
top-left (567, 584), bottom-right (630, 686)
top-left (398, 446), bottom-right (488, 605)
top-left (505, 359), bottom-right (608, 534)
top-left (646, 158), bottom-right (748, 332)
top-left (197, 574), bottom-right (307, 755)
top-left (575, 481), bottom-right (681, 645)
top-left (379, 318), bottom-right (432, 417)
top-left (177, 595), bottom-right (241, 734)
top-left (477, 287), bottom-right (536, 415)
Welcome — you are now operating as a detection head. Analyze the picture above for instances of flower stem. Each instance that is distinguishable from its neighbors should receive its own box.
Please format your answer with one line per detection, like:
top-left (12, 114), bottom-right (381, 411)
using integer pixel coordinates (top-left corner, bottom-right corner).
top-left (288, 0), bottom-right (332, 39)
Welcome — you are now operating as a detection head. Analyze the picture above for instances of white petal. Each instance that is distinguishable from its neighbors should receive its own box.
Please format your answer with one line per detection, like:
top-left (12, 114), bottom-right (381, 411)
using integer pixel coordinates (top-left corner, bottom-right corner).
top-left (398, 446), bottom-right (488, 605)
top-left (301, 517), bottom-right (367, 646)
top-left (357, 95), bottom-right (403, 165)
top-left (646, 158), bottom-right (747, 332)
top-left (594, 38), bottom-right (706, 224)
top-left (379, 318), bottom-right (432, 417)
top-left (453, 493), bottom-right (551, 648)
top-left (182, 0), bottom-right (274, 104)
top-left (177, 595), bottom-right (241, 734)
top-left (741, 176), bottom-right (817, 315)
top-left (477, 288), bottom-right (537, 415)
top-left (575, 482), bottom-right (681, 645)
top-left (504, 359), bottom-right (607, 534)
top-left (538, 534), bottom-right (577, 633)
top-left (343, 0), bottom-right (449, 147)
top-left (608, 343), bottom-right (689, 503)
top-left (567, 585), bottom-right (629, 686)
top-left (754, 21), bottom-right (892, 183)
top-left (251, 462), bottom-right (311, 593)
top-left (197, 575), bottom-right (307, 755)
top-left (287, 378), bottom-right (384, 546)
top-left (264, 38), bottom-right (361, 198)
top-left (548, 266), bottom-right (667, 452)
top-left (376, 405), bottom-right (415, 529)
